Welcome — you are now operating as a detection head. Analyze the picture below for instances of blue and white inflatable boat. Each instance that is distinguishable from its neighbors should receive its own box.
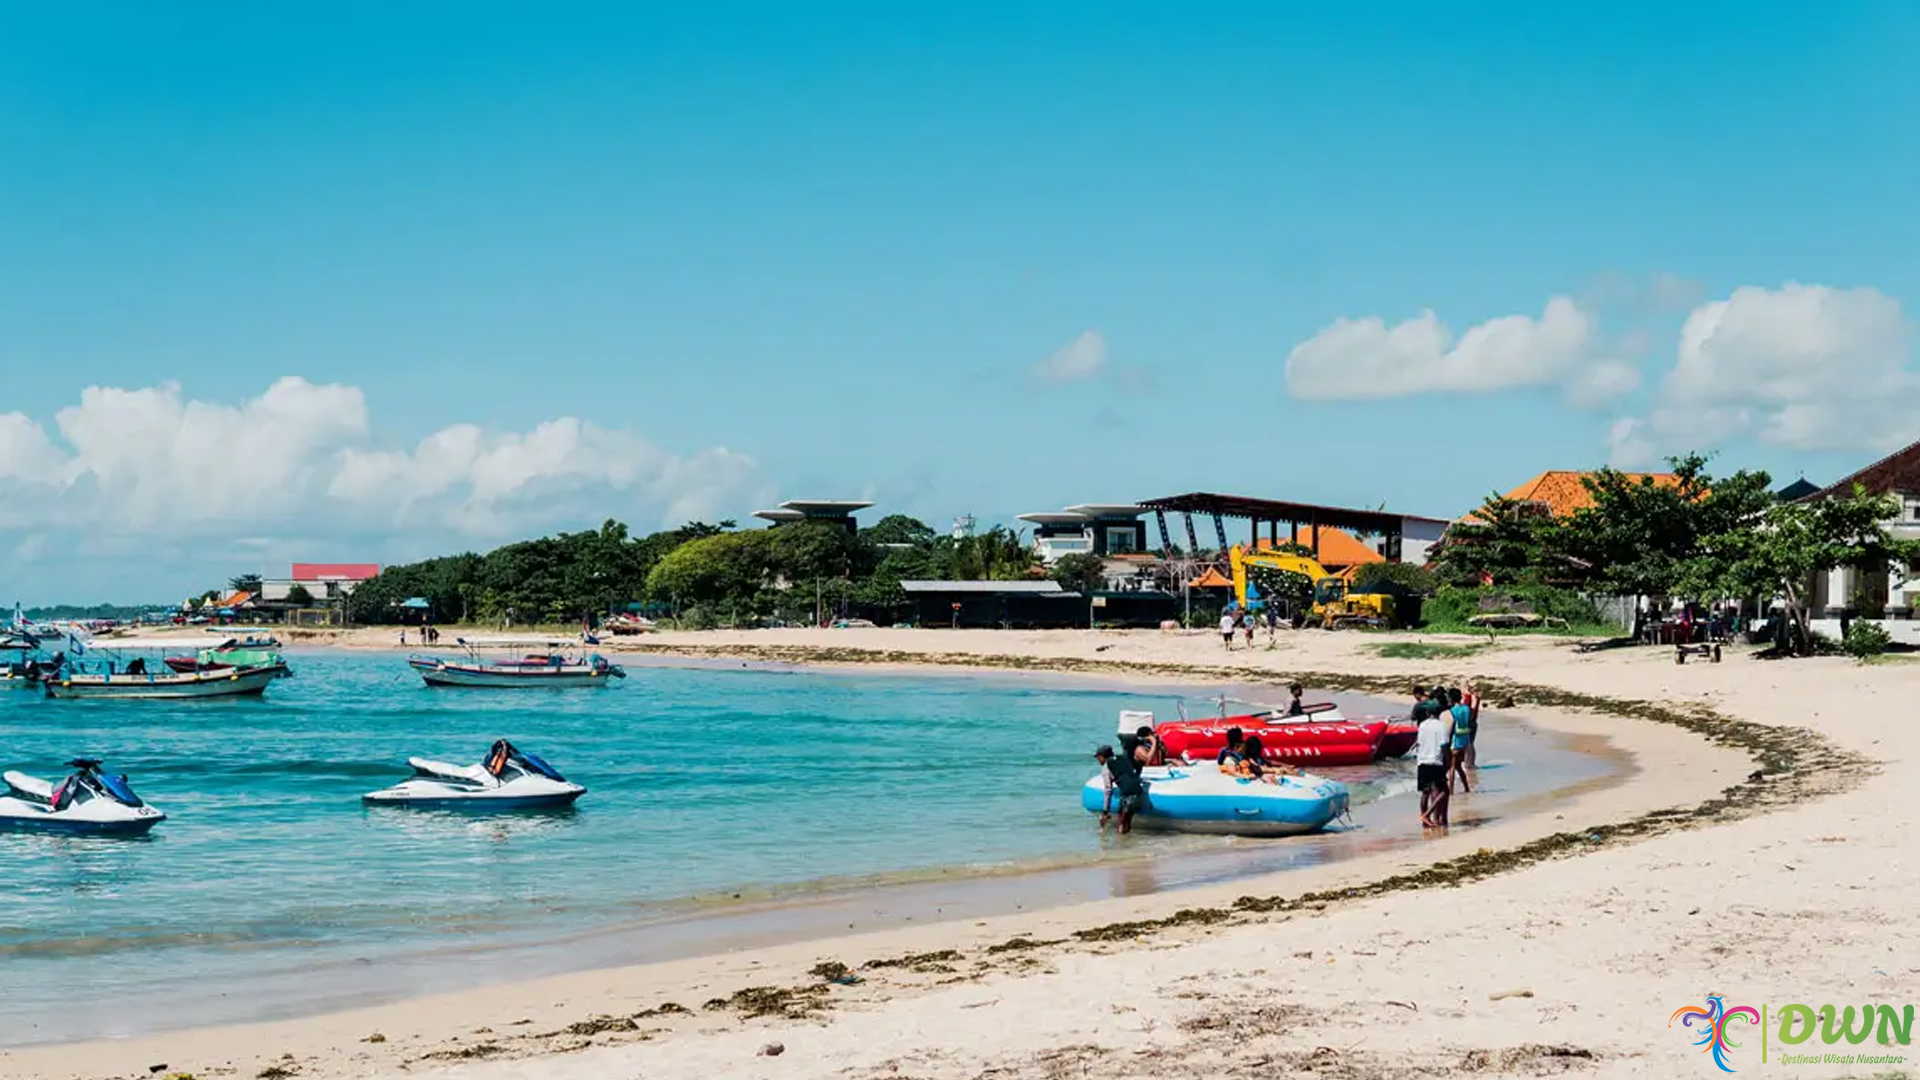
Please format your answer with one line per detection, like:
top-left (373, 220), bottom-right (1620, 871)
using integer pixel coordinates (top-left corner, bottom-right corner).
top-left (1082, 764), bottom-right (1348, 836)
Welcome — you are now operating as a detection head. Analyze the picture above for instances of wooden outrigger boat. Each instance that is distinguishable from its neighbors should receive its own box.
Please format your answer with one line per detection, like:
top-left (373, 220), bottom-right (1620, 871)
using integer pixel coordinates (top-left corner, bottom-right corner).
top-left (408, 636), bottom-right (625, 688)
top-left (42, 636), bottom-right (291, 700)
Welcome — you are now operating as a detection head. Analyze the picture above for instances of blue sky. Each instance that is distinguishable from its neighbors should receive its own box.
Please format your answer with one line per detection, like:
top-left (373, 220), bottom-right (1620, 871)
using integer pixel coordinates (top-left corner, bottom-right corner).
top-left (3, 2), bottom-right (1918, 601)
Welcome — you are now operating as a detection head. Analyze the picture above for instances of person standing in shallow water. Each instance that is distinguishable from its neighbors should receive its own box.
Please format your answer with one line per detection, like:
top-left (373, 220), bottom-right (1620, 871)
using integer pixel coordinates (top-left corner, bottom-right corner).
top-left (1415, 703), bottom-right (1451, 828)
top-left (1094, 745), bottom-right (1145, 835)
top-left (1461, 680), bottom-right (1481, 770)
top-left (1447, 686), bottom-right (1473, 795)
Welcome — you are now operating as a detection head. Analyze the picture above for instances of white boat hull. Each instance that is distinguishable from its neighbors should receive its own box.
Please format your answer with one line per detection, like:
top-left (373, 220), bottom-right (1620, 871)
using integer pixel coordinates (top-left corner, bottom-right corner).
top-left (361, 776), bottom-right (586, 809)
top-left (0, 793), bottom-right (166, 834)
top-left (411, 659), bottom-right (621, 688)
top-left (363, 749), bottom-right (586, 809)
top-left (44, 664), bottom-right (285, 699)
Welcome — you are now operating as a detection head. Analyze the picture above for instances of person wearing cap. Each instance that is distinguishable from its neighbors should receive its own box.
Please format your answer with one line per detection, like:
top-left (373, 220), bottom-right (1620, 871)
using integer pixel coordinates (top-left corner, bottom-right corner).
top-left (1094, 744), bottom-right (1145, 834)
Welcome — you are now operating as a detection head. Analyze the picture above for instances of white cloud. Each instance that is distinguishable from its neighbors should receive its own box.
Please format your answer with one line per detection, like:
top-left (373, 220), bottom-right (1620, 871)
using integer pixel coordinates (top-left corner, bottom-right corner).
top-left (1564, 359), bottom-right (1643, 409)
top-left (1035, 330), bottom-right (1108, 382)
top-left (1608, 283), bottom-right (1915, 465)
top-left (1285, 296), bottom-right (1628, 403)
top-left (0, 377), bottom-right (766, 594)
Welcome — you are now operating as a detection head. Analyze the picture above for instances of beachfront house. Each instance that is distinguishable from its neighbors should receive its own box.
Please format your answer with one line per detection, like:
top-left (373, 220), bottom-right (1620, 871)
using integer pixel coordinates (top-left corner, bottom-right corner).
top-left (1016, 505), bottom-right (1149, 564)
top-left (259, 563), bottom-right (382, 605)
top-left (1795, 440), bottom-right (1920, 632)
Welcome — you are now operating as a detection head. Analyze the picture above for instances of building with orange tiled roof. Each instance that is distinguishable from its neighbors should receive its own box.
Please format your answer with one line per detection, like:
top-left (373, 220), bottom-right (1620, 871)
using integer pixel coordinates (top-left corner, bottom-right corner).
top-left (1480, 470), bottom-right (1683, 520)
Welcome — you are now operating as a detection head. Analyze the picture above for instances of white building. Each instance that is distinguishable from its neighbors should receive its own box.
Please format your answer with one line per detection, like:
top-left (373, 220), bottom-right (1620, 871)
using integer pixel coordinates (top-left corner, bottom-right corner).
top-left (1016, 505), bottom-right (1149, 564)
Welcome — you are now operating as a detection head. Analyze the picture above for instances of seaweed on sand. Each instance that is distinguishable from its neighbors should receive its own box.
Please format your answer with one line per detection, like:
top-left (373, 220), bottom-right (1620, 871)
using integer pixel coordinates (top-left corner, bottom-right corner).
top-left (702, 984), bottom-right (833, 1019)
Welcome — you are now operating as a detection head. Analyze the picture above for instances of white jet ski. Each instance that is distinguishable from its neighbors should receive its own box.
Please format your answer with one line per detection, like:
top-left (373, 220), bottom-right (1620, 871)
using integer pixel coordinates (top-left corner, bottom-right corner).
top-left (362, 739), bottom-right (585, 809)
top-left (0, 759), bottom-right (166, 835)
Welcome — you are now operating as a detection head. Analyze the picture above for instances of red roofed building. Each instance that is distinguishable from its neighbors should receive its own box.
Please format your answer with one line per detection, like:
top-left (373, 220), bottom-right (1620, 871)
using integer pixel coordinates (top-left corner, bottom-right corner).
top-left (290, 563), bottom-right (382, 582)
top-left (261, 563), bottom-right (382, 605)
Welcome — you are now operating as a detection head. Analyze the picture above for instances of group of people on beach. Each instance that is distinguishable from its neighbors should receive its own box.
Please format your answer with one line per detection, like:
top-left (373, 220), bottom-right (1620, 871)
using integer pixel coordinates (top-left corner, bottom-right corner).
top-left (1218, 607), bottom-right (1290, 650)
top-left (1412, 682), bottom-right (1478, 829)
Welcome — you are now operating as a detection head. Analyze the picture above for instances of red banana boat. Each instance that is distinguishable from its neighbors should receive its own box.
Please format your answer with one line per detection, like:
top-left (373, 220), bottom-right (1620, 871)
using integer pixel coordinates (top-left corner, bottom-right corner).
top-left (1156, 715), bottom-right (1388, 767)
top-left (1377, 720), bottom-right (1419, 760)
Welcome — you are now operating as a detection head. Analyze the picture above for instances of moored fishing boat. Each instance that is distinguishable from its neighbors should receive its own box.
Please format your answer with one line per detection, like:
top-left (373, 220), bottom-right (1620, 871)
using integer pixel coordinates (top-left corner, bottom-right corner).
top-left (2, 630), bottom-right (46, 688)
top-left (163, 636), bottom-right (288, 675)
top-left (408, 637), bottom-right (625, 688)
top-left (41, 636), bottom-right (290, 700)
top-left (1081, 763), bottom-right (1348, 836)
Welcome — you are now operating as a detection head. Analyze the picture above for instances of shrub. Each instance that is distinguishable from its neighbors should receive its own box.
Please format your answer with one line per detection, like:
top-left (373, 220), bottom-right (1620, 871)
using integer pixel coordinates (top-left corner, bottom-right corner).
top-left (1842, 620), bottom-right (1892, 660)
top-left (1418, 584), bottom-right (1609, 633)
top-left (1351, 561), bottom-right (1439, 595)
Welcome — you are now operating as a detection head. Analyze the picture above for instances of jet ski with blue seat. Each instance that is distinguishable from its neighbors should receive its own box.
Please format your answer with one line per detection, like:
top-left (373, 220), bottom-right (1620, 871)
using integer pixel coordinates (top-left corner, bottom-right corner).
top-left (362, 739), bottom-right (585, 809)
top-left (0, 759), bottom-right (167, 835)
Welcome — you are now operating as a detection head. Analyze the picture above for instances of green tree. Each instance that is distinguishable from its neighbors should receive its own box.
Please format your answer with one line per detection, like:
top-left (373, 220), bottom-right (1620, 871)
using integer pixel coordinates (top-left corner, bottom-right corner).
top-left (1048, 552), bottom-right (1107, 594)
top-left (1554, 454), bottom-right (1775, 599)
top-left (769, 521), bottom-right (858, 585)
top-left (645, 530), bottom-right (773, 607)
top-left (228, 574), bottom-right (263, 594)
top-left (1688, 485), bottom-right (1920, 656)
top-left (285, 584), bottom-right (315, 606)
top-left (1432, 494), bottom-right (1558, 587)
top-left (863, 514), bottom-right (938, 547)
top-left (949, 525), bottom-right (1036, 581)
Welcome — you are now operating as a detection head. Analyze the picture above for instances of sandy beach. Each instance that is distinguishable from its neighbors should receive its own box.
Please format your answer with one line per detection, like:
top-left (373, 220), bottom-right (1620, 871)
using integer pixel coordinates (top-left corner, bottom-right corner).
top-left (5, 627), bottom-right (1912, 1080)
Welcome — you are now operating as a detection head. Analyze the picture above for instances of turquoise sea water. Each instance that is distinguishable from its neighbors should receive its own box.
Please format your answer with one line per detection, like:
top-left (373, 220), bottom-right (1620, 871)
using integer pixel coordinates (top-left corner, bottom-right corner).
top-left (0, 652), bottom-right (1606, 1044)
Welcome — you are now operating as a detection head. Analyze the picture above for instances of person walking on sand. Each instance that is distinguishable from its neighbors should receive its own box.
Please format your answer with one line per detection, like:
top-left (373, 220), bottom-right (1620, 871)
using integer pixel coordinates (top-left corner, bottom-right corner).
top-left (1446, 686), bottom-right (1473, 794)
top-left (1094, 744), bottom-right (1145, 835)
top-left (1416, 702), bottom-right (1451, 828)
top-left (1220, 611), bottom-right (1236, 650)
top-left (1242, 610), bottom-right (1256, 648)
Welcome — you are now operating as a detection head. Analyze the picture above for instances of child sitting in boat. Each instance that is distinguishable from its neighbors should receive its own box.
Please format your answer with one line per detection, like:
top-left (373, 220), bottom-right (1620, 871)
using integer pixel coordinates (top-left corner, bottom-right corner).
top-left (1237, 736), bottom-right (1299, 783)
top-left (1215, 727), bottom-right (1250, 776)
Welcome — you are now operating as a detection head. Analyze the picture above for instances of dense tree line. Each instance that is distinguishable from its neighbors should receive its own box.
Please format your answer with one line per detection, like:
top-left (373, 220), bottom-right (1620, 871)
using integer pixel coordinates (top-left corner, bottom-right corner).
top-left (345, 515), bottom-right (1045, 627)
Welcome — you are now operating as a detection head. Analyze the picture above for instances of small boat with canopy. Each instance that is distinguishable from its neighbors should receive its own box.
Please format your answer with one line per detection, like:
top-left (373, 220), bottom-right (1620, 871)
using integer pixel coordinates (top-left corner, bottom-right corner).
top-left (42, 635), bottom-right (292, 699)
top-left (408, 636), bottom-right (625, 688)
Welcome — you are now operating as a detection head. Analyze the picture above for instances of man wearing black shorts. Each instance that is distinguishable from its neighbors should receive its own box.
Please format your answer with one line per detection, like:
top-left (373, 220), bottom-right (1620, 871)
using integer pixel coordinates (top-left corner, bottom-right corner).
top-left (1095, 744), bottom-right (1146, 835)
top-left (1414, 701), bottom-right (1451, 828)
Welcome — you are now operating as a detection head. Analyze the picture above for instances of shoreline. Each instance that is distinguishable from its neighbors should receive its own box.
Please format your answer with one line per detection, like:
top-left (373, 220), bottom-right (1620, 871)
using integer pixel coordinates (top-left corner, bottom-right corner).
top-left (0, 655), bottom-right (1617, 1048)
top-left (1, 630), bottom-right (1852, 1080)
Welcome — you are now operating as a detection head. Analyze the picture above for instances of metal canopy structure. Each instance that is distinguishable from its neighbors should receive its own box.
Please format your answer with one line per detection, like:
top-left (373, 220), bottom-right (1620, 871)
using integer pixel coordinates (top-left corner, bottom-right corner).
top-left (1138, 492), bottom-right (1407, 561)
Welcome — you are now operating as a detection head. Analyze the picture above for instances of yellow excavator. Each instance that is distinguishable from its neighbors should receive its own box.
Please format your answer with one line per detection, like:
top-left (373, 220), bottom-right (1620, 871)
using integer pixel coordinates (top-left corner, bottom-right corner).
top-left (1227, 544), bottom-right (1399, 629)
